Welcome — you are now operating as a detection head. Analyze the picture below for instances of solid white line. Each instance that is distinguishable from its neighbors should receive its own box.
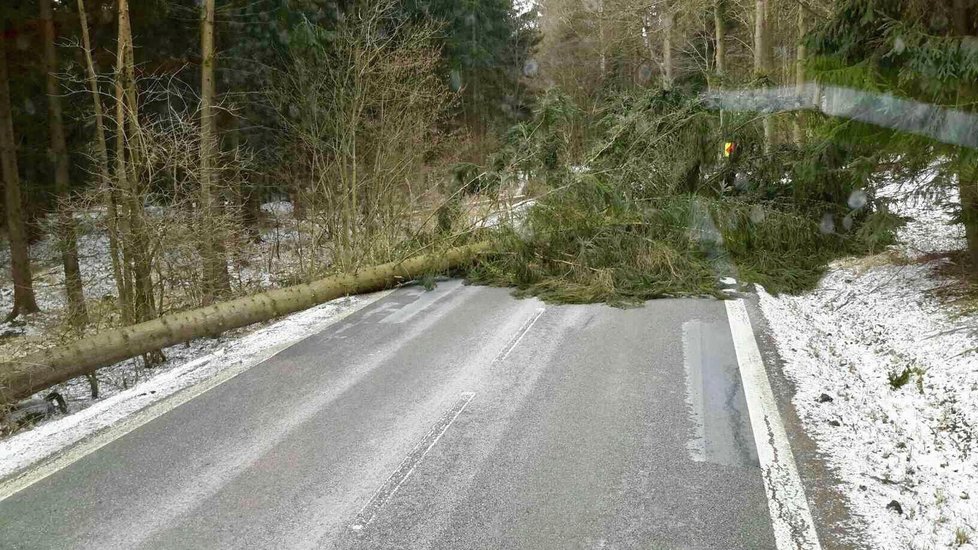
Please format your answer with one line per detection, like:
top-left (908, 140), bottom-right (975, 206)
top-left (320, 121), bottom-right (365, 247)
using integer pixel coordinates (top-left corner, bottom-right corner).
top-left (0, 290), bottom-right (394, 503)
top-left (725, 299), bottom-right (822, 550)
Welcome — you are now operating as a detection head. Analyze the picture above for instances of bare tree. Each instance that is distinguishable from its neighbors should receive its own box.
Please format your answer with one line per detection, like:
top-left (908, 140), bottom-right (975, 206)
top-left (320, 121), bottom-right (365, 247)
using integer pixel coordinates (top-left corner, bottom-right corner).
top-left (0, 33), bottom-right (40, 320)
top-left (76, 0), bottom-right (126, 315)
top-left (41, 0), bottom-right (88, 327)
top-left (113, 0), bottom-right (156, 327)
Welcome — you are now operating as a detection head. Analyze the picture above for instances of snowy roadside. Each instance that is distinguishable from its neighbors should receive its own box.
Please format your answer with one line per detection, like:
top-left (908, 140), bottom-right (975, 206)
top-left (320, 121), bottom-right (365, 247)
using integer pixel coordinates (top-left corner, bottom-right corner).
top-left (0, 289), bottom-right (389, 483)
top-left (759, 184), bottom-right (978, 549)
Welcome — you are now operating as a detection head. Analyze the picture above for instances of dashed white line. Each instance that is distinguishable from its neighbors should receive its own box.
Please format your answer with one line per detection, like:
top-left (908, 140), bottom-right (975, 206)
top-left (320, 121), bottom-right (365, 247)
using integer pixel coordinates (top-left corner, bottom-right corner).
top-left (350, 391), bottom-right (476, 531)
top-left (493, 307), bottom-right (546, 365)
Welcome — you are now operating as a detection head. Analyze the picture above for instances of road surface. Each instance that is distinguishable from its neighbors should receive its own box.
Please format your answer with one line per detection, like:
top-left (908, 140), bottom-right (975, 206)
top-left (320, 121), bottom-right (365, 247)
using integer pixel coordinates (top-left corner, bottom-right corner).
top-left (0, 280), bottom-right (833, 549)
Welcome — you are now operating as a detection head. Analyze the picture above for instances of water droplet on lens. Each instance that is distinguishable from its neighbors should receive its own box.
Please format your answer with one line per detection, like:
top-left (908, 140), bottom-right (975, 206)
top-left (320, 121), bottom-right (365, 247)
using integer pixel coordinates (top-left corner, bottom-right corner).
top-left (523, 59), bottom-right (539, 78)
top-left (637, 64), bottom-right (652, 84)
top-left (842, 214), bottom-right (854, 231)
top-left (734, 173), bottom-right (748, 190)
top-left (893, 36), bottom-right (906, 55)
top-left (848, 189), bottom-right (868, 210)
top-left (820, 213), bottom-right (836, 235)
top-left (450, 70), bottom-right (462, 91)
top-left (749, 204), bottom-right (766, 224)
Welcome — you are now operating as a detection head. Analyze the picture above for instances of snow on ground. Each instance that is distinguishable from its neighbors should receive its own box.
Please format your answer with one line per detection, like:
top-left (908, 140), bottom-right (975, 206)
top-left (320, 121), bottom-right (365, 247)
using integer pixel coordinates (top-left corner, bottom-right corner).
top-left (1, 202), bottom-right (339, 446)
top-left (0, 290), bottom-right (388, 481)
top-left (759, 182), bottom-right (978, 549)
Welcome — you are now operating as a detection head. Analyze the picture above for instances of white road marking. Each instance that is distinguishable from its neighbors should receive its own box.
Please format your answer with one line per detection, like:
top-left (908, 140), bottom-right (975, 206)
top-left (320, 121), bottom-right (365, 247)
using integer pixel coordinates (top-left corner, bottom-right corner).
top-left (350, 392), bottom-right (476, 531)
top-left (682, 321), bottom-right (707, 462)
top-left (0, 290), bottom-right (394, 504)
top-left (380, 280), bottom-right (462, 324)
top-left (725, 299), bottom-right (822, 550)
top-left (493, 307), bottom-right (546, 365)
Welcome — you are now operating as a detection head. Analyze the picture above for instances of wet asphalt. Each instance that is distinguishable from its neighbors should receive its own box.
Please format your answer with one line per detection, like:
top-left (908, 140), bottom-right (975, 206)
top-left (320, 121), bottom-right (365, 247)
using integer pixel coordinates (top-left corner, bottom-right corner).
top-left (0, 280), bottom-right (778, 549)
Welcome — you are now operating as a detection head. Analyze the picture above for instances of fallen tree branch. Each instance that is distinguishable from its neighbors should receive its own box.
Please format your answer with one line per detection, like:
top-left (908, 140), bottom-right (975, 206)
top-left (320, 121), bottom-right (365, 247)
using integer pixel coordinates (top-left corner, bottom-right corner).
top-left (0, 242), bottom-right (491, 405)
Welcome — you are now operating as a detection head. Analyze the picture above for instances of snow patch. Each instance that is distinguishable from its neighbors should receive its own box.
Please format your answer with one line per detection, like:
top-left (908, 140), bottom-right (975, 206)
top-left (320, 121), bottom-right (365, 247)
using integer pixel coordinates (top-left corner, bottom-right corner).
top-left (759, 181), bottom-right (978, 549)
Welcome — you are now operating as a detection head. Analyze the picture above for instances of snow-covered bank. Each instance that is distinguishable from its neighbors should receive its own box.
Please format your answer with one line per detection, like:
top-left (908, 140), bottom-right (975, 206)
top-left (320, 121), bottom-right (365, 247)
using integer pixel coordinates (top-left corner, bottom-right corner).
top-left (0, 290), bottom-right (388, 482)
top-left (759, 184), bottom-right (978, 549)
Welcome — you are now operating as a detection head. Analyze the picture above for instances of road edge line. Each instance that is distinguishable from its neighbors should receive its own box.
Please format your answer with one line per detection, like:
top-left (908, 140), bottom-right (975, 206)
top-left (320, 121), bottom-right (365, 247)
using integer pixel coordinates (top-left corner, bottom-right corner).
top-left (0, 290), bottom-right (394, 503)
top-left (725, 298), bottom-right (822, 550)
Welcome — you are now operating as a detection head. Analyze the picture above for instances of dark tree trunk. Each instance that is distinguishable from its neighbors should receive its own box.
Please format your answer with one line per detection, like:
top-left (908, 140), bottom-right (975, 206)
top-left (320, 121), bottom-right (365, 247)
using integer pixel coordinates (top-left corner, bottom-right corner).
top-left (0, 34), bottom-right (40, 320)
top-left (42, 0), bottom-right (88, 327)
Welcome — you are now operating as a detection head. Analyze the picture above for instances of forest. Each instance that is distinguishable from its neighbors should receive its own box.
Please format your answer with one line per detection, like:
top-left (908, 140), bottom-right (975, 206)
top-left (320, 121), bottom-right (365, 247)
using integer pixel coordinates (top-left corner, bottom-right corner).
top-left (1, 0), bottom-right (977, 407)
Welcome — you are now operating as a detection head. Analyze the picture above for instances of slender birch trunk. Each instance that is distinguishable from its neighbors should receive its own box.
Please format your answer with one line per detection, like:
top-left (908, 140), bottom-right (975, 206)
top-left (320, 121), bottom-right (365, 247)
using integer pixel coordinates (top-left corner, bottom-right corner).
top-left (77, 0), bottom-right (127, 315)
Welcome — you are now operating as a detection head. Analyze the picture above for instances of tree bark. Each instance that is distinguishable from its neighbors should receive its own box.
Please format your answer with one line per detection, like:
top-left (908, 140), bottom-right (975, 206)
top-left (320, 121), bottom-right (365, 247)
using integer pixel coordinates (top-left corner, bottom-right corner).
top-left (793, 8), bottom-right (807, 146)
top-left (754, 0), bottom-right (773, 152)
top-left (662, 9), bottom-right (674, 90)
top-left (114, 0), bottom-right (156, 326)
top-left (951, 0), bottom-right (978, 272)
top-left (41, 0), bottom-right (88, 327)
top-left (200, 0), bottom-right (231, 304)
top-left (0, 242), bottom-right (490, 404)
top-left (959, 168), bottom-right (978, 270)
top-left (714, 0), bottom-right (726, 80)
top-left (0, 35), bottom-right (40, 320)
top-left (77, 0), bottom-right (126, 315)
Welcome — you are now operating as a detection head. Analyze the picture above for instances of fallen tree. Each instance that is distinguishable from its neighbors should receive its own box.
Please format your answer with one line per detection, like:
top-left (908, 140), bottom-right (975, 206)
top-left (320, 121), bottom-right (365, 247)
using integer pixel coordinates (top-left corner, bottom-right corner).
top-left (0, 242), bottom-right (490, 406)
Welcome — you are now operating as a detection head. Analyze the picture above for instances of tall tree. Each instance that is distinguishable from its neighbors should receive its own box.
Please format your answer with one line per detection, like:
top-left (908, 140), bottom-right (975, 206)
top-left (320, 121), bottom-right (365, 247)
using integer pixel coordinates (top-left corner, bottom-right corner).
top-left (41, 0), bottom-right (88, 327)
top-left (199, 0), bottom-right (230, 303)
top-left (810, 0), bottom-right (978, 272)
top-left (1, 30), bottom-right (40, 320)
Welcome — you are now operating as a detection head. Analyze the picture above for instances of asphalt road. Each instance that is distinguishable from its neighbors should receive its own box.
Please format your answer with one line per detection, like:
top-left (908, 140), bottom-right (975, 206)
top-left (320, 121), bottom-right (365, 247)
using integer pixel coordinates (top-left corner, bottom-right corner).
top-left (1, 280), bottom-right (789, 549)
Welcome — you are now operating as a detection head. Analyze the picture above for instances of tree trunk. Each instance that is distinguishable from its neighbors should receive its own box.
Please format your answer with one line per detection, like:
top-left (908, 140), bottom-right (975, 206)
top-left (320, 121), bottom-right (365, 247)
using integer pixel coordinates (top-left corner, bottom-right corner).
top-left (792, 8), bottom-right (807, 146)
top-left (0, 242), bottom-right (490, 405)
top-left (754, 0), bottom-right (773, 152)
top-left (662, 9), bottom-right (674, 90)
top-left (114, 0), bottom-right (156, 326)
top-left (959, 169), bottom-right (978, 270)
top-left (200, 0), bottom-right (231, 304)
top-left (714, 0), bottom-right (726, 80)
top-left (0, 35), bottom-right (40, 320)
top-left (714, 0), bottom-right (727, 131)
top-left (41, 0), bottom-right (88, 327)
top-left (77, 0), bottom-right (127, 315)
top-left (950, 0), bottom-right (978, 273)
